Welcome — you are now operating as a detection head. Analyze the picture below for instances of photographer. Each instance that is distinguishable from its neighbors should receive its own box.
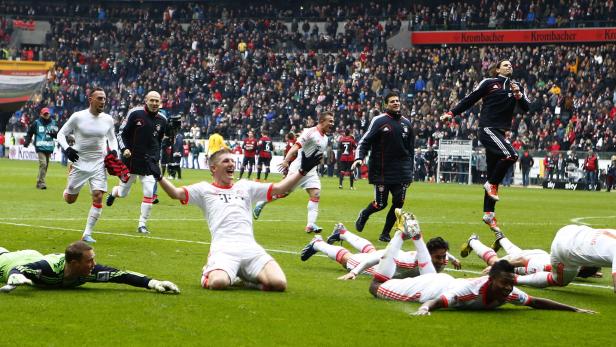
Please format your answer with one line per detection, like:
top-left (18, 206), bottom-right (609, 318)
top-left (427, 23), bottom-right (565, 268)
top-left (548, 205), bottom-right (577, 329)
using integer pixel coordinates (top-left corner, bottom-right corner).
top-left (23, 107), bottom-right (58, 190)
top-left (106, 91), bottom-right (169, 234)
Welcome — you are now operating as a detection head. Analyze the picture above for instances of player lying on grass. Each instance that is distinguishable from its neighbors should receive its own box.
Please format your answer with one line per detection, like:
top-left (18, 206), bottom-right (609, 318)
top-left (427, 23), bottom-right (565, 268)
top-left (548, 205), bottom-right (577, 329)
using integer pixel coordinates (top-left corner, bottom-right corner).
top-left (369, 209), bottom-right (595, 316)
top-left (460, 231), bottom-right (601, 278)
top-left (0, 241), bottom-right (179, 293)
top-left (300, 222), bottom-right (461, 280)
top-left (514, 224), bottom-right (616, 292)
top-left (158, 147), bottom-right (322, 291)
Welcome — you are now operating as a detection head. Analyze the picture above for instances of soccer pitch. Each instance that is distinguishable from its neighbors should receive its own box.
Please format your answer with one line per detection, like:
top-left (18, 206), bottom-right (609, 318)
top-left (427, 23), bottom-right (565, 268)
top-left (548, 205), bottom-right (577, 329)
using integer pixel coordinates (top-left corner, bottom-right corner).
top-left (0, 158), bottom-right (613, 347)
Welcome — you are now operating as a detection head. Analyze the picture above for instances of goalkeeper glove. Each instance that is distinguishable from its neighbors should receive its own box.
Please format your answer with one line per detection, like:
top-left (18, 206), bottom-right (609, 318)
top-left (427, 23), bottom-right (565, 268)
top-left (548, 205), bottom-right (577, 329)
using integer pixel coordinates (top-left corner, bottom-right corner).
top-left (66, 147), bottom-right (79, 162)
top-left (7, 274), bottom-right (33, 286)
top-left (299, 150), bottom-right (323, 176)
top-left (148, 279), bottom-right (180, 294)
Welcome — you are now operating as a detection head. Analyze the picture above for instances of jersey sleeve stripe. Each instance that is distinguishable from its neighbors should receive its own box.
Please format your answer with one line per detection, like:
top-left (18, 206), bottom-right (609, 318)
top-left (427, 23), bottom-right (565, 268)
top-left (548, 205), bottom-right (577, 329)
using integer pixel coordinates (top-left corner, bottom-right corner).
top-left (440, 295), bottom-right (449, 308)
top-left (180, 187), bottom-right (189, 205)
top-left (266, 184), bottom-right (274, 202)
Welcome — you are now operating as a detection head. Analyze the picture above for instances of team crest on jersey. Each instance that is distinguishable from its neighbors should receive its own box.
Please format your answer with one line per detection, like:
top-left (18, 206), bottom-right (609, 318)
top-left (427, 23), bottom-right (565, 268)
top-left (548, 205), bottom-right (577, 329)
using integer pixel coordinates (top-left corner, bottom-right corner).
top-left (136, 119), bottom-right (143, 126)
top-left (97, 271), bottom-right (111, 281)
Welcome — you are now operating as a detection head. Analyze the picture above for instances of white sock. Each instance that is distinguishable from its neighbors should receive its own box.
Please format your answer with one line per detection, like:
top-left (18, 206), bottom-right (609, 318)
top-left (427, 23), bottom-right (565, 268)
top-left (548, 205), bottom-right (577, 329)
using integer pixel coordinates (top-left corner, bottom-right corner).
top-left (340, 229), bottom-right (375, 253)
top-left (470, 239), bottom-right (498, 264)
top-left (83, 203), bottom-right (102, 236)
top-left (307, 200), bottom-right (318, 225)
top-left (412, 236), bottom-right (436, 275)
top-left (500, 237), bottom-right (522, 255)
top-left (313, 240), bottom-right (349, 264)
top-left (374, 230), bottom-right (404, 281)
top-left (514, 272), bottom-right (552, 288)
top-left (139, 198), bottom-right (153, 227)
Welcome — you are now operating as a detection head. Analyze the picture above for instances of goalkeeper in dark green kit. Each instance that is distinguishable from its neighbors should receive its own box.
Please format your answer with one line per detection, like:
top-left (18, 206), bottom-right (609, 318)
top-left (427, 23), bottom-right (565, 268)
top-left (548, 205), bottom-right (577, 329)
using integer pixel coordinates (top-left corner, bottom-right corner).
top-left (0, 241), bottom-right (179, 294)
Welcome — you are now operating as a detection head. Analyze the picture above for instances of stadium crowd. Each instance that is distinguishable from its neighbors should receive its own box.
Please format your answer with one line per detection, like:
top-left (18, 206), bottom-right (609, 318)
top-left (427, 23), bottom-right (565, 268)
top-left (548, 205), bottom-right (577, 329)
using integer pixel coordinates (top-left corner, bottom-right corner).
top-left (1, 1), bottom-right (616, 156)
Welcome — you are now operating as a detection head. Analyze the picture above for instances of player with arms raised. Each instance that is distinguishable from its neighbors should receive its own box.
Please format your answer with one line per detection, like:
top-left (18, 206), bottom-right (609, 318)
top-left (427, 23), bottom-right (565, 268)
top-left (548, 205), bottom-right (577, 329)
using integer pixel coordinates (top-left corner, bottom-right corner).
top-left (56, 87), bottom-right (118, 243)
top-left (158, 148), bottom-right (322, 291)
top-left (253, 112), bottom-right (335, 233)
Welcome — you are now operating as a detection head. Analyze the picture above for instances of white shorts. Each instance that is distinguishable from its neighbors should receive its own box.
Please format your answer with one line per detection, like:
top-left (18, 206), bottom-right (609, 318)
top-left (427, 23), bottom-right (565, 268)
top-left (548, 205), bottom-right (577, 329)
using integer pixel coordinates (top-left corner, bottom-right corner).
top-left (377, 273), bottom-right (455, 303)
top-left (65, 161), bottom-right (107, 194)
top-left (287, 168), bottom-right (321, 190)
top-left (202, 243), bottom-right (274, 284)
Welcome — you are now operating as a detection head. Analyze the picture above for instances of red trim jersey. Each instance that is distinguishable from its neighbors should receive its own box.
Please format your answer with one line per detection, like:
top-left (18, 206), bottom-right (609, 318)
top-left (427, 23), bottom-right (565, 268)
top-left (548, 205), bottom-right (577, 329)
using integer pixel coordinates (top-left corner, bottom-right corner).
top-left (257, 136), bottom-right (273, 159)
top-left (440, 276), bottom-right (531, 309)
top-left (242, 138), bottom-right (257, 158)
top-left (338, 135), bottom-right (357, 162)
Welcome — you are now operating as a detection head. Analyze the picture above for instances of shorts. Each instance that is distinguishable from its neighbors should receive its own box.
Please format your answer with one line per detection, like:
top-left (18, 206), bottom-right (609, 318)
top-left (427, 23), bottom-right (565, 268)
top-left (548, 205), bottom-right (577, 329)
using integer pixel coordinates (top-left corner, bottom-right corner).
top-left (376, 273), bottom-right (455, 303)
top-left (294, 169), bottom-right (321, 190)
top-left (242, 156), bottom-right (255, 167)
top-left (258, 157), bottom-right (271, 166)
top-left (65, 161), bottom-right (107, 194)
top-left (202, 243), bottom-right (274, 284)
top-left (338, 161), bottom-right (353, 172)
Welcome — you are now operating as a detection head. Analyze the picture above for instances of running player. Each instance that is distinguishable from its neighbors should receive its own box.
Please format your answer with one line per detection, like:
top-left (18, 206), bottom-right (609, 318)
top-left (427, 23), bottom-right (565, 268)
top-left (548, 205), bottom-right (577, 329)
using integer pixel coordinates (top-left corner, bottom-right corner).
top-left (253, 112), bottom-right (335, 233)
top-left (157, 148), bottom-right (322, 291)
top-left (56, 87), bottom-right (118, 243)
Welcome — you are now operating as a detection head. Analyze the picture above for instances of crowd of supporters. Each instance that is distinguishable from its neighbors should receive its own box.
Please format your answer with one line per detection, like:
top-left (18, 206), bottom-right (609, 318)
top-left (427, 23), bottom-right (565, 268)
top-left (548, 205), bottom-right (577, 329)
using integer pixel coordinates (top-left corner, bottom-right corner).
top-left (2, 1), bottom-right (616, 155)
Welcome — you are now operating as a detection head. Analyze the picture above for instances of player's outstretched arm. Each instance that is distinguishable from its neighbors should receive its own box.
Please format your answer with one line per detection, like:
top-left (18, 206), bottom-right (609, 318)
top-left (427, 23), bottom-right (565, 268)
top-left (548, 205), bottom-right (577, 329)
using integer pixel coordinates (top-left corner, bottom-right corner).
top-left (528, 297), bottom-right (595, 314)
top-left (411, 298), bottom-right (446, 316)
top-left (271, 150), bottom-right (322, 196)
top-left (158, 177), bottom-right (186, 200)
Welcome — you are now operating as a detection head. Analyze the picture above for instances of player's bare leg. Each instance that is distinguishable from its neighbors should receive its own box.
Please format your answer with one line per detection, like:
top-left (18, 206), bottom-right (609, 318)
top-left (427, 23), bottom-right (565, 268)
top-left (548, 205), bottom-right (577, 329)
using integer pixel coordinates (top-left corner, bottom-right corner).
top-left (202, 269), bottom-right (232, 290)
top-left (255, 260), bottom-right (287, 292)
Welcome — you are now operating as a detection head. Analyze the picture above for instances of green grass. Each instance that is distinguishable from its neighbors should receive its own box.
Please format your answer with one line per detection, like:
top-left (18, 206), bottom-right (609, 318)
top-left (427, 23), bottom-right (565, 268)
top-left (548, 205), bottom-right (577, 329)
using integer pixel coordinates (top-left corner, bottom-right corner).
top-left (0, 158), bottom-right (614, 347)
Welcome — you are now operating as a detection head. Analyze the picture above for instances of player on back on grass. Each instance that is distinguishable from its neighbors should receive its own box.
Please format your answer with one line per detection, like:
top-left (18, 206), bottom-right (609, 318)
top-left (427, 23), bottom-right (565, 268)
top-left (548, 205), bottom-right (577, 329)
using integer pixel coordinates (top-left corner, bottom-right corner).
top-left (252, 112), bottom-right (335, 234)
top-left (0, 241), bottom-right (178, 294)
top-left (300, 222), bottom-right (461, 280)
top-left (369, 209), bottom-right (594, 316)
top-left (56, 87), bottom-right (118, 243)
top-left (441, 60), bottom-right (529, 235)
top-left (158, 147), bottom-right (322, 291)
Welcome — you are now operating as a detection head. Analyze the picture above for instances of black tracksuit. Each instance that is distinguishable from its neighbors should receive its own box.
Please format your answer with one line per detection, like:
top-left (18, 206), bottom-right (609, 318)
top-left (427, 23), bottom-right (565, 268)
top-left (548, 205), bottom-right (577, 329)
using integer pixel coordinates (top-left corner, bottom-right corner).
top-left (355, 111), bottom-right (414, 238)
top-left (118, 106), bottom-right (168, 176)
top-left (451, 75), bottom-right (529, 212)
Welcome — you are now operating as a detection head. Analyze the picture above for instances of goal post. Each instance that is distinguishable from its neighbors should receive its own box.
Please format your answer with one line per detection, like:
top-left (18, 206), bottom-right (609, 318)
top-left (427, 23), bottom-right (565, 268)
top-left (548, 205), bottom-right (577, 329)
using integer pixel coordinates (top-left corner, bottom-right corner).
top-left (436, 140), bottom-right (473, 184)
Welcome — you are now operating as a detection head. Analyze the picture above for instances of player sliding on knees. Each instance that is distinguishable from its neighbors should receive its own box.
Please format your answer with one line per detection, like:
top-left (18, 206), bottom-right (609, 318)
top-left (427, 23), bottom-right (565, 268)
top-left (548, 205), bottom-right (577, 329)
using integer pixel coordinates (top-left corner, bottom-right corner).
top-left (0, 242), bottom-right (178, 294)
top-left (368, 209), bottom-right (594, 316)
top-left (158, 147), bottom-right (322, 291)
top-left (300, 222), bottom-right (461, 280)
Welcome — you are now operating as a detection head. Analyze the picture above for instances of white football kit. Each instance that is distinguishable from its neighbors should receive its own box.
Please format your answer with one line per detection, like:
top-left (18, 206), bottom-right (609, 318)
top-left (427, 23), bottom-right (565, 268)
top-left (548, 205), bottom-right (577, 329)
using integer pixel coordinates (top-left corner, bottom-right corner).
top-left (289, 126), bottom-right (329, 190)
top-left (57, 109), bottom-right (118, 194)
top-left (549, 224), bottom-right (616, 285)
top-left (181, 180), bottom-right (275, 283)
top-left (347, 250), bottom-right (421, 278)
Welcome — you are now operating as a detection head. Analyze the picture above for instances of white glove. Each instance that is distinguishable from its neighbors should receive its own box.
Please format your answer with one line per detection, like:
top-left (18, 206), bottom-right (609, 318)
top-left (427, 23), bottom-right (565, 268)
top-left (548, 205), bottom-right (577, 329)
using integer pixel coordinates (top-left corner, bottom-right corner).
top-left (7, 274), bottom-right (33, 286)
top-left (148, 279), bottom-right (180, 294)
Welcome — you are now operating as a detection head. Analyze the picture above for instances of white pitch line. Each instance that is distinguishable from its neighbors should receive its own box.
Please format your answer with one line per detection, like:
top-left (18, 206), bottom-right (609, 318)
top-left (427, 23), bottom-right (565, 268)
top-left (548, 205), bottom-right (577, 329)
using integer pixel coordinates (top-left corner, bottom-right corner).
top-left (570, 216), bottom-right (616, 226)
top-left (0, 221), bottom-right (612, 291)
top-left (0, 217), bottom-right (561, 226)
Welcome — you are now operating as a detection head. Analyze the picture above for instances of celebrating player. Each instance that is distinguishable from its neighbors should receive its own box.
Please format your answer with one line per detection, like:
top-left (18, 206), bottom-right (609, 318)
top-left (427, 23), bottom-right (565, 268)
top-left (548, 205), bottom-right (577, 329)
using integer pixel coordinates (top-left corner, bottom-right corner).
top-left (300, 223), bottom-right (460, 280)
top-left (0, 241), bottom-right (179, 293)
top-left (370, 210), bottom-right (594, 315)
top-left (515, 225), bottom-right (616, 291)
top-left (253, 112), bottom-right (335, 233)
top-left (239, 130), bottom-right (257, 179)
top-left (441, 60), bottom-right (529, 233)
top-left (337, 129), bottom-right (357, 190)
top-left (352, 92), bottom-right (414, 242)
top-left (56, 87), bottom-right (118, 243)
top-left (256, 129), bottom-right (273, 181)
top-left (106, 91), bottom-right (168, 235)
top-left (158, 147), bottom-right (322, 291)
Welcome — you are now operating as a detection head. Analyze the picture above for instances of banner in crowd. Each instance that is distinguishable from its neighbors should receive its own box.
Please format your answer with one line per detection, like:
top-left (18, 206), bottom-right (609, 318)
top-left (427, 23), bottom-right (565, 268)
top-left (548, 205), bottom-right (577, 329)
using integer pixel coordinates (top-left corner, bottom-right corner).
top-left (542, 180), bottom-right (601, 191)
top-left (0, 60), bottom-right (54, 113)
top-left (411, 27), bottom-right (616, 45)
top-left (12, 20), bottom-right (36, 30)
